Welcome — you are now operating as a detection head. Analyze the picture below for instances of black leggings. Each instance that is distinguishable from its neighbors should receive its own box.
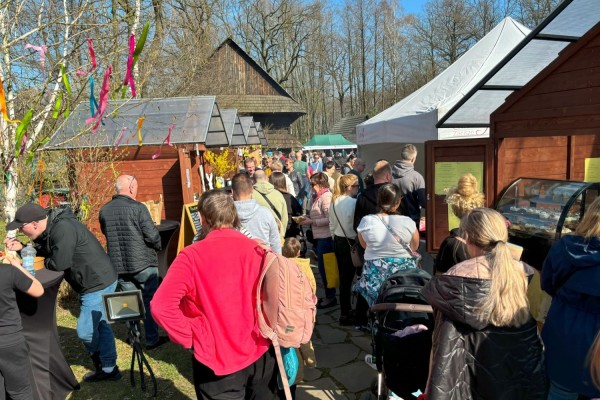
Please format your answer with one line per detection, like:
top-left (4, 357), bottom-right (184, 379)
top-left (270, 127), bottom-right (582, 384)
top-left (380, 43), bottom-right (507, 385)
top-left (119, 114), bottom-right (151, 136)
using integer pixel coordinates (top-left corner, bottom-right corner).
top-left (334, 235), bottom-right (358, 317)
top-left (0, 338), bottom-right (34, 400)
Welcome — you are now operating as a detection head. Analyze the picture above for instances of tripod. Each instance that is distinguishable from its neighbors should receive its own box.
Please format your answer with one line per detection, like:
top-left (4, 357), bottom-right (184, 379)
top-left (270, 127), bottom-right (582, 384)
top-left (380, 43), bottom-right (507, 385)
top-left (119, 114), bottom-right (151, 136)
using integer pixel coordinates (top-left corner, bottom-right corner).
top-left (127, 320), bottom-right (157, 397)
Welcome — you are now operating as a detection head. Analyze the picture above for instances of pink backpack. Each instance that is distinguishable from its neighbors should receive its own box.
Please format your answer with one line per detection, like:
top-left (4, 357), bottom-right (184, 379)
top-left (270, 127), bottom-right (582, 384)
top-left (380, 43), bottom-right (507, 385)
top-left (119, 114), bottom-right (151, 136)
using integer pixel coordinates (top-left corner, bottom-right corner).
top-left (255, 242), bottom-right (317, 399)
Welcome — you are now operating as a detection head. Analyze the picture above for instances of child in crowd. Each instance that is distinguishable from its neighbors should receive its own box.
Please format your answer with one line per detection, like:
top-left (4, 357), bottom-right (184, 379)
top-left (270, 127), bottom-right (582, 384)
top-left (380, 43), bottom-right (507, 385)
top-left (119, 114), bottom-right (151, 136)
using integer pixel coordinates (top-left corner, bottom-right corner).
top-left (280, 237), bottom-right (317, 399)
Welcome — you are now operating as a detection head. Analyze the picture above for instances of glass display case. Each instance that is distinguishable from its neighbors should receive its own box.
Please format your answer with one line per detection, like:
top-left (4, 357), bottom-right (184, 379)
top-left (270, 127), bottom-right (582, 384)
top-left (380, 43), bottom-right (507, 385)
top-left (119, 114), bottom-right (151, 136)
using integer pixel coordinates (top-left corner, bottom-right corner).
top-left (496, 178), bottom-right (600, 269)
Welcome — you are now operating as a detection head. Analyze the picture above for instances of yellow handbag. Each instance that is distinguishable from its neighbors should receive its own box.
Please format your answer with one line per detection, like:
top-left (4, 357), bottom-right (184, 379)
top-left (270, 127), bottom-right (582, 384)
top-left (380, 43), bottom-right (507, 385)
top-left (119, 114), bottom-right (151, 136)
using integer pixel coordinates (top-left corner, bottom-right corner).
top-left (323, 252), bottom-right (339, 289)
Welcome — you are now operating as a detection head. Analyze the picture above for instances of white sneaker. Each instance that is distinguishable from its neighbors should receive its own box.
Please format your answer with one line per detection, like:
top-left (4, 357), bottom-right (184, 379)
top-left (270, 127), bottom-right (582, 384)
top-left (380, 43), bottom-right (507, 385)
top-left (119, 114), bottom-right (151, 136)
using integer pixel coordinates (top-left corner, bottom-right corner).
top-left (364, 354), bottom-right (377, 370)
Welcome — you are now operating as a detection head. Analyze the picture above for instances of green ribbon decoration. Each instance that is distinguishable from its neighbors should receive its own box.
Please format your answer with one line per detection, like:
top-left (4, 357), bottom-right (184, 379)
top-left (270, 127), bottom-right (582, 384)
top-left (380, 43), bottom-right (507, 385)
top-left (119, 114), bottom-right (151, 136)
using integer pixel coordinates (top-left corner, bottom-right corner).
top-left (132, 22), bottom-right (150, 68)
top-left (60, 64), bottom-right (71, 117)
top-left (14, 109), bottom-right (33, 157)
top-left (52, 92), bottom-right (62, 119)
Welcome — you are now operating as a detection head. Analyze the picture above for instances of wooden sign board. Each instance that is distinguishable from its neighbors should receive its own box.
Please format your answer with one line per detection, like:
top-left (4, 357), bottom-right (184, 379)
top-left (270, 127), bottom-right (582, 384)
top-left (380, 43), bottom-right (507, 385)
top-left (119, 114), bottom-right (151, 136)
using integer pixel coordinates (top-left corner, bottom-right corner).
top-left (177, 202), bottom-right (202, 253)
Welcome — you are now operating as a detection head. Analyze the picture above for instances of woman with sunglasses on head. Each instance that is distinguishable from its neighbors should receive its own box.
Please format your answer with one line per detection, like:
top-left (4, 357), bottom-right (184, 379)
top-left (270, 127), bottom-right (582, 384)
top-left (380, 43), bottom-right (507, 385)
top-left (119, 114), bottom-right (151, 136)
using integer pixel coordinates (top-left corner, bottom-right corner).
top-left (299, 172), bottom-right (336, 309)
top-left (329, 174), bottom-right (359, 325)
top-left (541, 196), bottom-right (600, 400)
top-left (422, 208), bottom-right (546, 400)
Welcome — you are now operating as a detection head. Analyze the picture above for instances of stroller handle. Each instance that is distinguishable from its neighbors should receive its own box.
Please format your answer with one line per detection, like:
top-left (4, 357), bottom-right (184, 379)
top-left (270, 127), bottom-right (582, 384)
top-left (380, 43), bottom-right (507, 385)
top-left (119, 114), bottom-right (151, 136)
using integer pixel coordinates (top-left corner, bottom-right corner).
top-left (371, 303), bottom-right (433, 313)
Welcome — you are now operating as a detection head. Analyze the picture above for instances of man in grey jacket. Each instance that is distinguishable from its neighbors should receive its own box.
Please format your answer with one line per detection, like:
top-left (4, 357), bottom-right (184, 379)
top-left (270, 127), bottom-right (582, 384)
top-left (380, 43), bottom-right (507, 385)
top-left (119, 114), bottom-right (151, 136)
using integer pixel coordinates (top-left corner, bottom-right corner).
top-left (392, 144), bottom-right (426, 226)
top-left (232, 173), bottom-right (282, 254)
top-left (99, 175), bottom-right (167, 350)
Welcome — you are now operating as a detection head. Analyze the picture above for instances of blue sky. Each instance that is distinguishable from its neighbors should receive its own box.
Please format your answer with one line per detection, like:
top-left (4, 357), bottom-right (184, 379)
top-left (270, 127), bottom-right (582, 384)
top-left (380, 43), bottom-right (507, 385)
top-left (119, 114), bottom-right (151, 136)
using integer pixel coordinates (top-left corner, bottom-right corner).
top-left (402, 0), bottom-right (428, 15)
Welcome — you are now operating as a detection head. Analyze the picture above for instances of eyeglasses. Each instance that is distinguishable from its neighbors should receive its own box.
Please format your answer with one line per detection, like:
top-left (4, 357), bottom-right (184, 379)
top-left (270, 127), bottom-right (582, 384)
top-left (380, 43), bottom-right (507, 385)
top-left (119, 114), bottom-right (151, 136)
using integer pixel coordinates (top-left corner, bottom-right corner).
top-left (129, 175), bottom-right (136, 192)
top-left (19, 221), bottom-right (34, 231)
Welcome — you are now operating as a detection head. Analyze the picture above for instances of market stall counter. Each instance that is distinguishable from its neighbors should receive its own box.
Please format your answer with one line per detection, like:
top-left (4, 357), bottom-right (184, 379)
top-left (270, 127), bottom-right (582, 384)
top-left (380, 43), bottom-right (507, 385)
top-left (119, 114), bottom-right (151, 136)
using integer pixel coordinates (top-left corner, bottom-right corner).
top-left (4, 268), bottom-right (80, 400)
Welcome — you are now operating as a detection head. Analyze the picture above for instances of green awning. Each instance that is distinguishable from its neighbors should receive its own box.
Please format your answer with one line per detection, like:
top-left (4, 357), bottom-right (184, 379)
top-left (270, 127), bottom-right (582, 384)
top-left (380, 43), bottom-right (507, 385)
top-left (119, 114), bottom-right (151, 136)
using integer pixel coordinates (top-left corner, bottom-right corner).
top-left (302, 134), bottom-right (357, 150)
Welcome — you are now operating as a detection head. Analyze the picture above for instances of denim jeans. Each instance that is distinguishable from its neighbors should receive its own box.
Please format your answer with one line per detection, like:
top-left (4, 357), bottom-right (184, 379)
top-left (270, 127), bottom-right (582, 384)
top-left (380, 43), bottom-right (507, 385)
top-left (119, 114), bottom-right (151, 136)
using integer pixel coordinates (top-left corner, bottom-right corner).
top-left (118, 267), bottom-right (160, 345)
top-left (315, 237), bottom-right (336, 299)
top-left (77, 281), bottom-right (118, 368)
top-left (547, 381), bottom-right (579, 400)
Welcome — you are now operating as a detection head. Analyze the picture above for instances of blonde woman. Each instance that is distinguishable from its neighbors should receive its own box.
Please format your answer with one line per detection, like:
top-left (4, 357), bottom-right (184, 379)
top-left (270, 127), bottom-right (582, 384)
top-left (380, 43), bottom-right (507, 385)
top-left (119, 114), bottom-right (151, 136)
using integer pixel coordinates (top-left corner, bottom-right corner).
top-left (422, 208), bottom-right (546, 399)
top-left (329, 174), bottom-right (359, 325)
top-left (542, 196), bottom-right (600, 400)
top-left (435, 173), bottom-right (485, 274)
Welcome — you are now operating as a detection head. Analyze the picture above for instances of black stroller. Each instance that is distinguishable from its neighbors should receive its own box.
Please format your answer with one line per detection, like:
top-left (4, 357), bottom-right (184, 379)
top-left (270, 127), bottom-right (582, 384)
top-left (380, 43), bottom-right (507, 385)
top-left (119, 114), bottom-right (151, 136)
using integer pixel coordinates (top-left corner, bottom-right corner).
top-left (369, 268), bottom-right (435, 400)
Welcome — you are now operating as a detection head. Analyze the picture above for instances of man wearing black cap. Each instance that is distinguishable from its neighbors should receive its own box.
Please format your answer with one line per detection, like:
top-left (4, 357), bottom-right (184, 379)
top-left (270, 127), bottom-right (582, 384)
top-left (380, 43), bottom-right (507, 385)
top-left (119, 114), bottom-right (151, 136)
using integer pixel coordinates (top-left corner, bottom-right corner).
top-left (4, 204), bottom-right (121, 382)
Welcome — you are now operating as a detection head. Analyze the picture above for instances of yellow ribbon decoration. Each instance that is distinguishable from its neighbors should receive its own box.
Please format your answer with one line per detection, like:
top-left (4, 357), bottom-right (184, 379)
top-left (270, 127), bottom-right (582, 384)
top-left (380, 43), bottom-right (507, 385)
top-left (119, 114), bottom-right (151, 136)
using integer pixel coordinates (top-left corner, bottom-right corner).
top-left (0, 78), bottom-right (21, 123)
top-left (137, 117), bottom-right (145, 146)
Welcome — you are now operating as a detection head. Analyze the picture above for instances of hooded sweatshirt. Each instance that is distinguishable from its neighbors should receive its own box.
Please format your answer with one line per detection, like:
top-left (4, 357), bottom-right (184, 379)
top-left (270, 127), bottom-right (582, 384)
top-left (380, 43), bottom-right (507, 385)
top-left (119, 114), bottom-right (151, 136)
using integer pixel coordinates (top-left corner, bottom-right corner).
top-left (391, 161), bottom-right (425, 223)
top-left (252, 181), bottom-right (288, 237)
top-left (234, 200), bottom-right (282, 254)
top-left (541, 235), bottom-right (600, 397)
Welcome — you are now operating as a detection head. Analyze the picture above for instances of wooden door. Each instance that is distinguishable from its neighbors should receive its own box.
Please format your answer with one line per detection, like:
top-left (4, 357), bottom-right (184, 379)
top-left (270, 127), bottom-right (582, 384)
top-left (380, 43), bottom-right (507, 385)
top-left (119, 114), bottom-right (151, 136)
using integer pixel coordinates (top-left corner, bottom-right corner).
top-left (425, 138), bottom-right (494, 253)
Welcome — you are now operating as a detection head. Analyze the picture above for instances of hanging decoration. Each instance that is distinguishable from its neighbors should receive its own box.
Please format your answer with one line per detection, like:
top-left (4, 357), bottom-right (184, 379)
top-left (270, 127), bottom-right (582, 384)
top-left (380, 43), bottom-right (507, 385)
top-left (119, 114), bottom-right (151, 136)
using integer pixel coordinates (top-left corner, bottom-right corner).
top-left (151, 123), bottom-right (175, 159)
top-left (113, 126), bottom-right (127, 150)
top-left (136, 117), bottom-right (144, 146)
top-left (76, 38), bottom-right (97, 76)
top-left (88, 75), bottom-right (100, 117)
top-left (60, 64), bottom-right (72, 117)
top-left (86, 66), bottom-right (112, 132)
top-left (122, 34), bottom-right (136, 98)
top-left (0, 78), bottom-right (21, 123)
top-left (14, 110), bottom-right (33, 157)
top-left (25, 44), bottom-right (48, 70)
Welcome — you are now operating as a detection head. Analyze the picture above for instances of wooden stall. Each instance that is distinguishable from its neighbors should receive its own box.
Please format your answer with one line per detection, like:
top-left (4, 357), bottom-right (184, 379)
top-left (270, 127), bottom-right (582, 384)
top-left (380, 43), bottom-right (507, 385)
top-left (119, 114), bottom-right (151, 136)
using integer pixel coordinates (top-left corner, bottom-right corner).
top-left (44, 96), bottom-right (229, 260)
top-left (491, 21), bottom-right (600, 195)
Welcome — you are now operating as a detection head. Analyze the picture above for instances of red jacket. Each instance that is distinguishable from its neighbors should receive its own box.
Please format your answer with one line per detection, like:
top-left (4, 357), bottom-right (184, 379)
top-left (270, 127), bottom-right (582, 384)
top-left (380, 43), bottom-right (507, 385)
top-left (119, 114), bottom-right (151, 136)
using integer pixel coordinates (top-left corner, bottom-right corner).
top-left (151, 228), bottom-right (270, 375)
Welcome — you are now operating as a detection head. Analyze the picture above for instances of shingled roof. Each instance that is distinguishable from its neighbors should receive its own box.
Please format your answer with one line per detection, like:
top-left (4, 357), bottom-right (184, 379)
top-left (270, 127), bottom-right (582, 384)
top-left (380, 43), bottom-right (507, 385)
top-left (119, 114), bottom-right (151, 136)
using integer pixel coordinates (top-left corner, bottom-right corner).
top-left (265, 132), bottom-right (302, 149)
top-left (329, 115), bottom-right (369, 142)
top-left (217, 95), bottom-right (305, 115)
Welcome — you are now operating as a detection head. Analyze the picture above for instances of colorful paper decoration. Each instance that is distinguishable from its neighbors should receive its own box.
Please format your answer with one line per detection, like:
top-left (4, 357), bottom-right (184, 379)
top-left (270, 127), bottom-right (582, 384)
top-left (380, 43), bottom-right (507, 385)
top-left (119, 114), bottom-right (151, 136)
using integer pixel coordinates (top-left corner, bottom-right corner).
top-left (123, 34), bottom-right (136, 97)
top-left (85, 66), bottom-right (112, 132)
top-left (137, 117), bottom-right (145, 146)
top-left (14, 110), bottom-right (33, 157)
top-left (113, 126), bottom-right (127, 150)
top-left (25, 44), bottom-right (48, 69)
top-left (151, 123), bottom-right (175, 159)
top-left (0, 78), bottom-right (21, 123)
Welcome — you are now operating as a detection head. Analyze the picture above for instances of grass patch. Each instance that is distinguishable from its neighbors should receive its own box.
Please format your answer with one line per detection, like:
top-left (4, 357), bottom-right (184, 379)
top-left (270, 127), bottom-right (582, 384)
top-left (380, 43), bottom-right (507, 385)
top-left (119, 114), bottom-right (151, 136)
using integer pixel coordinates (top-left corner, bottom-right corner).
top-left (57, 299), bottom-right (195, 399)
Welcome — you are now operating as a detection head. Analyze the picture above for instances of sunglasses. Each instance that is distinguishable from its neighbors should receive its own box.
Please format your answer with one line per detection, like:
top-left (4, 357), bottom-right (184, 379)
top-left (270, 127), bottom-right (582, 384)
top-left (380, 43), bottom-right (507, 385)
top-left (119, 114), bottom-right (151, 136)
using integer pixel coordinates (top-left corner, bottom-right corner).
top-left (19, 221), bottom-right (35, 231)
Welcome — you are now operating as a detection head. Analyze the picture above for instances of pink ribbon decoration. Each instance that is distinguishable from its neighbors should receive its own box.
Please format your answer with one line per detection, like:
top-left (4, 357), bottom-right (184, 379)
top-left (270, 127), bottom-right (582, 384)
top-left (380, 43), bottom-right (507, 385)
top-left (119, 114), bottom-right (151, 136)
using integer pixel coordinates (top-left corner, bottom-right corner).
top-left (76, 38), bottom-right (98, 76)
top-left (19, 134), bottom-right (27, 156)
top-left (113, 126), bottom-right (127, 150)
top-left (25, 44), bottom-right (47, 69)
top-left (85, 66), bottom-right (112, 132)
top-left (123, 34), bottom-right (136, 97)
top-left (151, 124), bottom-right (175, 159)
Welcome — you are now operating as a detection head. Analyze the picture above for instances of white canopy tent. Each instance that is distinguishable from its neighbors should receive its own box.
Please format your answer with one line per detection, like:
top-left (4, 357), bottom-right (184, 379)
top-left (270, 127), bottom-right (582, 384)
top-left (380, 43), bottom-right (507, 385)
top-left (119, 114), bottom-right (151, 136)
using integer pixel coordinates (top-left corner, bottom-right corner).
top-left (355, 17), bottom-right (530, 171)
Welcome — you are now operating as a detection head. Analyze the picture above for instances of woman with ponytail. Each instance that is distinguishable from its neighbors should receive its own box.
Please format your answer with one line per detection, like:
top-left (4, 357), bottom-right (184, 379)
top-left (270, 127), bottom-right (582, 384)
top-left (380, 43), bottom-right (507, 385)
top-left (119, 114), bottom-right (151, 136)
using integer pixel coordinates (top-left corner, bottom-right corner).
top-left (422, 208), bottom-right (546, 399)
top-left (542, 196), bottom-right (600, 400)
top-left (329, 174), bottom-right (359, 325)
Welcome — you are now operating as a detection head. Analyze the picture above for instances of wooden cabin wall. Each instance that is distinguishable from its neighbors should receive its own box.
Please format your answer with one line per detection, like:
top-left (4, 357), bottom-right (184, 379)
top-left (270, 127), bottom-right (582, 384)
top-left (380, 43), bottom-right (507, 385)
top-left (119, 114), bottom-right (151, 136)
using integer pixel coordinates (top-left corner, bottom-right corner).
top-left (210, 44), bottom-right (286, 97)
top-left (496, 136), bottom-right (568, 198)
top-left (72, 146), bottom-right (183, 240)
top-left (570, 134), bottom-right (600, 181)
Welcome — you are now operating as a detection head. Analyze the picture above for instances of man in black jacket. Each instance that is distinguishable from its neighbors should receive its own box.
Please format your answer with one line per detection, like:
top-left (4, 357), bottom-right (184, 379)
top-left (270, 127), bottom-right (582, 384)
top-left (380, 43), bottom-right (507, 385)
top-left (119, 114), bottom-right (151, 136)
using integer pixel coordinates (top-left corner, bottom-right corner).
top-left (353, 160), bottom-right (392, 231)
top-left (5, 203), bottom-right (120, 382)
top-left (99, 175), bottom-right (166, 350)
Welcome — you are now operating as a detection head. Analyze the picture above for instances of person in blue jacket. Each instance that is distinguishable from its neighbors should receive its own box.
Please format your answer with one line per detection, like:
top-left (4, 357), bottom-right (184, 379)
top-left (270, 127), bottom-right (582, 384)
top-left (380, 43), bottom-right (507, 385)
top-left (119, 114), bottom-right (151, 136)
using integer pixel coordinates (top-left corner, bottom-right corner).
top-left (542, 196), bottom-right (600, 400)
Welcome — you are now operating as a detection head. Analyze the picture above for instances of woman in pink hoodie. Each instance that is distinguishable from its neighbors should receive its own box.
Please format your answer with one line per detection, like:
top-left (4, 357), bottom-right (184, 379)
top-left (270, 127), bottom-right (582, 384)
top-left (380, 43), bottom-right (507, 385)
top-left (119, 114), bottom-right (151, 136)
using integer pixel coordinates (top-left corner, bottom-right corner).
top-left (151, 189), bottom-right (276, 399)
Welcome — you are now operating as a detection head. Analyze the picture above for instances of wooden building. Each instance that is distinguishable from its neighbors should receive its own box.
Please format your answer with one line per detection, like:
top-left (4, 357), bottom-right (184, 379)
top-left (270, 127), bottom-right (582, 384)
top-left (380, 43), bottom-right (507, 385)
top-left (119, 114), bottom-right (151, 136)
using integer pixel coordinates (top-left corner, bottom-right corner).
top-left (197, 38), bottom-right (306, 146)
top-left (491, 21), bottom-right (600, 195)
top-left (44, 96), bottom-right (228, 237)
top-left (426, 1), bottom-right (600, 252)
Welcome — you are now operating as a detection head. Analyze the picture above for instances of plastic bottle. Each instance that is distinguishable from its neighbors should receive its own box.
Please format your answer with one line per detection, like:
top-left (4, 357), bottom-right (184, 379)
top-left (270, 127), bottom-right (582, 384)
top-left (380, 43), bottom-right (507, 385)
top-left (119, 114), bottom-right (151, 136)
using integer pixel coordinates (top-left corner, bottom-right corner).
top-left (21, 243), bottom-right (37, 276)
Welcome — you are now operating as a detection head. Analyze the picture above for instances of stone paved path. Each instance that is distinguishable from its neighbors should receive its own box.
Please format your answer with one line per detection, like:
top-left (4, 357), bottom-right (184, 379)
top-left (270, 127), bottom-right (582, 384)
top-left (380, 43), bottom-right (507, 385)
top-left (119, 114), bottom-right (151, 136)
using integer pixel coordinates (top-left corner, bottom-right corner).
top-left (295, 259), bottom-right (377, 400)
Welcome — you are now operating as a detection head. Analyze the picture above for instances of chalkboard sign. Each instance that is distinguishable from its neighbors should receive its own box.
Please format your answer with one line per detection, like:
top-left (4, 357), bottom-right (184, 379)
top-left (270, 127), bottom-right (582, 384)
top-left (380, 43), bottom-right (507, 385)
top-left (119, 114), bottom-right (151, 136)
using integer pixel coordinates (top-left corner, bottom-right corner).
top-left (177, 202), bottom-right (201, 253)
top-left (185, 203), bottom-right (202, 234)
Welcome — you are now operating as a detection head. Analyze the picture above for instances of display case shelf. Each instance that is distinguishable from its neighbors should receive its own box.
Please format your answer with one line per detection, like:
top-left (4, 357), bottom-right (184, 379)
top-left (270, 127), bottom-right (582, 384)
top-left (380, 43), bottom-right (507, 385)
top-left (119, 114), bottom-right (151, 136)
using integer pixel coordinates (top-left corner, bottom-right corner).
top-left (496, 178), bottom-right (600, 269)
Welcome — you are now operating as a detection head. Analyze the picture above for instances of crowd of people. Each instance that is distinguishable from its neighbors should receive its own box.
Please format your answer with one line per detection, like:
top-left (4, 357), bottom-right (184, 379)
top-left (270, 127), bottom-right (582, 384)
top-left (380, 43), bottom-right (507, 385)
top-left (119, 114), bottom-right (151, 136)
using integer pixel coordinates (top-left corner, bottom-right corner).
top-left (0, 143), bottom-right (599, 400)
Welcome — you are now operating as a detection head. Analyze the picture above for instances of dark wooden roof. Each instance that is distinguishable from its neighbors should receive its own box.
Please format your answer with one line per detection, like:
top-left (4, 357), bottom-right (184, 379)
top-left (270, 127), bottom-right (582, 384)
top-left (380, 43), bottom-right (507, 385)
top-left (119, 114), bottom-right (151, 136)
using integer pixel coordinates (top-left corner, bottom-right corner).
top-left (217, 95), bottom-right (305, 115)
top-left (265, 131), bottom-right (302, 149)
top-left (199, 39), bottom-right (305, 116)
top-left (329, 115), bottom-right (369, 142)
